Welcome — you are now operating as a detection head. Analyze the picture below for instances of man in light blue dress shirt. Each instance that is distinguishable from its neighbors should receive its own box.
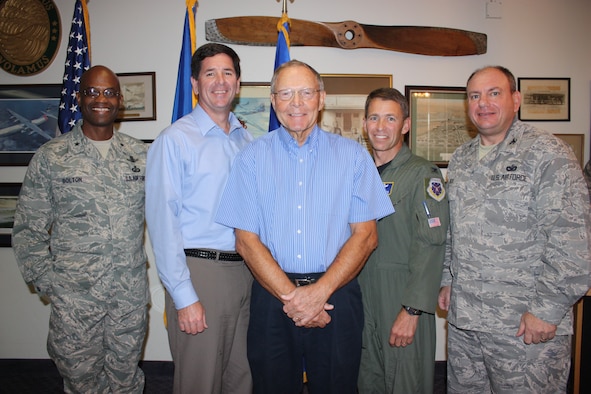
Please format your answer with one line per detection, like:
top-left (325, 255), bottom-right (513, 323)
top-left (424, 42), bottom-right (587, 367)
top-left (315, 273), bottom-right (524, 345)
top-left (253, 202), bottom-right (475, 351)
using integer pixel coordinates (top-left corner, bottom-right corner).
top-left (146, 44), bottom-right (253, 394)
top-left (216, 60), bottom-right (394, 394)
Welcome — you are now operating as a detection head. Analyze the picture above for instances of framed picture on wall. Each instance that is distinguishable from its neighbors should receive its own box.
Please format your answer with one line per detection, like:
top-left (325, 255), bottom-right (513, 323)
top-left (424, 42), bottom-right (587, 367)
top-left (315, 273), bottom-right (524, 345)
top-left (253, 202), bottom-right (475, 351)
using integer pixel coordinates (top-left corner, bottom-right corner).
top-left (116, 72), bottom-right (157, 122)
top-left (404, 85), bottom-right (477, 167)
top-left (232, 82), bottom-right (272, 139)
top-left (0, 84), bottom-right (61, 166)
top-left (320, 74), bottom-right (392, 152)
top-left (518, 78), bottom-right (570, 121)
top-left (0, 183), bottom-right (21, 247)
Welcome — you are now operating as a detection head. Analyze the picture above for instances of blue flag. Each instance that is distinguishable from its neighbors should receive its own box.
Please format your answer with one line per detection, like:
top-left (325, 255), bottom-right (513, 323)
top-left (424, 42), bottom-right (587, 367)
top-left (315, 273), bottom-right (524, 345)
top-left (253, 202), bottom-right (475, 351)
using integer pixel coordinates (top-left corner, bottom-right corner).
top-left (269, 13), bottom-right (291, 131)
top-left (58, 0), bottom-right (91, 134)
top-left (171, 0), bottom-right (198, 123)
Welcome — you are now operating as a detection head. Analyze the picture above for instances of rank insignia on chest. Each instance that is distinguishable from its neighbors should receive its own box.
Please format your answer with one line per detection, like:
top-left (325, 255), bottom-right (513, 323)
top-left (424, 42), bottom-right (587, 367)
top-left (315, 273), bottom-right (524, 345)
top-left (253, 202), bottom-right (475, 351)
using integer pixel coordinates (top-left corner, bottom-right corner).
top-left (426, 178), bottom-right (445, 202)
top-left (383, 182), bottom-right (393, 195)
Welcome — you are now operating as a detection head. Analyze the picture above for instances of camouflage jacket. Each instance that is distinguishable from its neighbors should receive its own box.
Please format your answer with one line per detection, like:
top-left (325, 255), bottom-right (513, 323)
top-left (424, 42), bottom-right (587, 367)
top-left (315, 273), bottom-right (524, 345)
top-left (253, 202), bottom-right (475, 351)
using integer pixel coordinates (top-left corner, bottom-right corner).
top-left (12, 121), bottom-right (148, 299)
top-left (442, 119), bottom-right (590, 335)
top-left (584, 159), bottom-right (591, 201)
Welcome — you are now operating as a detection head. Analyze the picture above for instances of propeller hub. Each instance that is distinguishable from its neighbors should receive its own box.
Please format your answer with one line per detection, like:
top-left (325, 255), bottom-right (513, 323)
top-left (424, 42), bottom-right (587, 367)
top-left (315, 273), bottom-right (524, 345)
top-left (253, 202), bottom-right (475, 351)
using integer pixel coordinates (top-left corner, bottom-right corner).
top-left (333, 21), bottom-right (363, 49)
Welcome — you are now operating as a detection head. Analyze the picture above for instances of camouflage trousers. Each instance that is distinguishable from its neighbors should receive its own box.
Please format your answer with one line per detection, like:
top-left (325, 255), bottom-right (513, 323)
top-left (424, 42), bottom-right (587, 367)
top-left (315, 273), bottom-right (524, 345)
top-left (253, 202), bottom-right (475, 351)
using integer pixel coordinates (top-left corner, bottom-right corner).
top-left (47, 279), bottom-right (148, 394)
top-left (447, 323), bottom-right (571, 394)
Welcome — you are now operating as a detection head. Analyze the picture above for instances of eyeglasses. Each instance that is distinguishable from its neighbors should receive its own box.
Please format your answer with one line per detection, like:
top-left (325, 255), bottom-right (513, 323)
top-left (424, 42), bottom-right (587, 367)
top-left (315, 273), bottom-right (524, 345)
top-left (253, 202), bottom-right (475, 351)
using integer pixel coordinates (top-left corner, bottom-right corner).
top-left (272, 88), bottom-right (321, 101)
top-left (81, 87), bottom-right (120, 99)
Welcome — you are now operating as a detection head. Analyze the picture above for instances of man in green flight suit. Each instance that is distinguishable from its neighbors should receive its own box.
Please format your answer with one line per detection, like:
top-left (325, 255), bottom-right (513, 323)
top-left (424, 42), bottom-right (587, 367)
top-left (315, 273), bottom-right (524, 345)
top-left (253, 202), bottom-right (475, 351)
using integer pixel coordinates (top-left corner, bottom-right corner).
top-left (358, 87), bottom-right (449, 393)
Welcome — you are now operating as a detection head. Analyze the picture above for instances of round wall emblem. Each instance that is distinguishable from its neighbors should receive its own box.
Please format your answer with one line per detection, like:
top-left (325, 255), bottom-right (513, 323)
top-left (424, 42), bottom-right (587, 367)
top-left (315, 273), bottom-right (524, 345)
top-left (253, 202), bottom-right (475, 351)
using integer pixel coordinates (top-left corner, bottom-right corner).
top-left (0, 0), bottom-right (61, 76)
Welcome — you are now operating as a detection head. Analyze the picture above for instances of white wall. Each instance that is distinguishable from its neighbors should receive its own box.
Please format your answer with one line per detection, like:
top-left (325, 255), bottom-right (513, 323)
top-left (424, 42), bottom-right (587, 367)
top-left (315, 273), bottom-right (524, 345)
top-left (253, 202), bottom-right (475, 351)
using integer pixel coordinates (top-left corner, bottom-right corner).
top-left (1, 0), bottom-right (590, 361)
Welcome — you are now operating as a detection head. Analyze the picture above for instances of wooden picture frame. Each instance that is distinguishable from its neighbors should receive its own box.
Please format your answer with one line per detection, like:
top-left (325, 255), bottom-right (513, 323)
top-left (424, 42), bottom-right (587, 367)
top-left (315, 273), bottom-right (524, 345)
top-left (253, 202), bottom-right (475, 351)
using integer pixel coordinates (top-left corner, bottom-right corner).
top-left (518, 78), bottom-right (570, 121)
top-left (116, 72), bottom-right (157, 122)
top-left (405, 85), bottom-right (477, 167)
top-left (0, 84), bottom-right (61, 166)
top-left (554, 133), bottom-right (584, 167)
top-left (320, 74), bottom-right (392, 150)
top-left (0, 182), bottom-right (21, 247)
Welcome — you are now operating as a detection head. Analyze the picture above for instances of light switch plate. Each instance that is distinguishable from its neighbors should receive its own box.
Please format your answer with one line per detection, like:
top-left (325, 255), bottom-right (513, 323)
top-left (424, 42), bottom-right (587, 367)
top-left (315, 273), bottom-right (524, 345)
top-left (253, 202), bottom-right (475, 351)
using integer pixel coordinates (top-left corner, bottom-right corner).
top-left (486, 1), bottom-right (503, 19)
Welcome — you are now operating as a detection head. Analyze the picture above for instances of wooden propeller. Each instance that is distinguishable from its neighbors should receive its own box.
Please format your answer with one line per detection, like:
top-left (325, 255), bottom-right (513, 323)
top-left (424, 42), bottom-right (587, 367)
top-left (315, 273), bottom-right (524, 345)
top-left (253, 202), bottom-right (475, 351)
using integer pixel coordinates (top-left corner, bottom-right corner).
top-left (205, 16), bottom-right (487, 56)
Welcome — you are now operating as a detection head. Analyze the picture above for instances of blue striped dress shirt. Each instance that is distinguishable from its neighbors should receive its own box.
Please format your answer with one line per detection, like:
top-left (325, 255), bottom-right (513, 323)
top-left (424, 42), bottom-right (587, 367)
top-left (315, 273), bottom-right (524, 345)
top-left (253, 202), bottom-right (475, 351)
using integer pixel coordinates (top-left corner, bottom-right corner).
top-left (216, 126), bottom-right (394, 273)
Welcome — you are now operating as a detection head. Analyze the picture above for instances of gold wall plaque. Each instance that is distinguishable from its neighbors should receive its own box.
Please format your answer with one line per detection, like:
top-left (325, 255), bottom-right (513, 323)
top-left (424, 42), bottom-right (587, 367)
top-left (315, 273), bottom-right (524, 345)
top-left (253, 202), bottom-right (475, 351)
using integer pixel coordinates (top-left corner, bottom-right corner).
top-left (0, 0), bottom-right (61, 76)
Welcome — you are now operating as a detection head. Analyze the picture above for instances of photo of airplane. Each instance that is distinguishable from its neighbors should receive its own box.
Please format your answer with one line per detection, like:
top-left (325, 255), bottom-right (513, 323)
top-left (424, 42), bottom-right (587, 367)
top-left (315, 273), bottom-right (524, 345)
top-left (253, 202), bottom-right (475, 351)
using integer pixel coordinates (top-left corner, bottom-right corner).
top-left (0, 98), bottom-right (59, 152)
top-left (1, 109), bottom-right (55, 140)
top-left (232, 97), bottom-right (270, 138)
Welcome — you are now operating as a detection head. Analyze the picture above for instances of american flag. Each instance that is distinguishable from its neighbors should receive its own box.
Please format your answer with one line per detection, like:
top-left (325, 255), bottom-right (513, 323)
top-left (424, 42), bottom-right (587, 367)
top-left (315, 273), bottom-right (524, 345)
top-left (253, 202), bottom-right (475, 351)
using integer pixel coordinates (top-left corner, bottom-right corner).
top-left (58, 0), bottom-right (91, 134)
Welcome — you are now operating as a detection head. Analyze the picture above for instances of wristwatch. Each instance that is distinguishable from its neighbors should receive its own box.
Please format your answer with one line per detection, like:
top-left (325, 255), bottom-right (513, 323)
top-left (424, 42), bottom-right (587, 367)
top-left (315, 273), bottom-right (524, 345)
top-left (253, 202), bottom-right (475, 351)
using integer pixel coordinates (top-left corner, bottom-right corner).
top-left (403, 305), bottom-right (423, 316)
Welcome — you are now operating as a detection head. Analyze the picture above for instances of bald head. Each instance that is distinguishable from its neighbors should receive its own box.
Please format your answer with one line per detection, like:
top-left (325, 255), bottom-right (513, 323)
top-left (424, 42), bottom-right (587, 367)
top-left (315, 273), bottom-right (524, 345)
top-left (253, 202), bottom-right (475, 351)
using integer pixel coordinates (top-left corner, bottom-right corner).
top-left (80, 65), bottom-right (120, 92)
top-left (76, 65), bottom-right (122, 139)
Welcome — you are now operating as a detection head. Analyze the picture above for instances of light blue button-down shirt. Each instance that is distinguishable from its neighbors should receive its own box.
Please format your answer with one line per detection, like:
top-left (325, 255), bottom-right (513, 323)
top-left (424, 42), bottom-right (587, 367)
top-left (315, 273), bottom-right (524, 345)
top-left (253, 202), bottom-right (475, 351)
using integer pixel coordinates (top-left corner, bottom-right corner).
top-left (146, 105), bottom-right (253, 309)
top-left (216, 126), bottom-right (394, 273)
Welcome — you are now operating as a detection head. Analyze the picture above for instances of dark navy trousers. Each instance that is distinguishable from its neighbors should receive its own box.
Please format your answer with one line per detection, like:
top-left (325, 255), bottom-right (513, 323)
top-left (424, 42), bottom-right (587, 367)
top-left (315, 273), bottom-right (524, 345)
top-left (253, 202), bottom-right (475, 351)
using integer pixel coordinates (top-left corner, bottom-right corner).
top-left (247, 277), bottom-right (363, 394)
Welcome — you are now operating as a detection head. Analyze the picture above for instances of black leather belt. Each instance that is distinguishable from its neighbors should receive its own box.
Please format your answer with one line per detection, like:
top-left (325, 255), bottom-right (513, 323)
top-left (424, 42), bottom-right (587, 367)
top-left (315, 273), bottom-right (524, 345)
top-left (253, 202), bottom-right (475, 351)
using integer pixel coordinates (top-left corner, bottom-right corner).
top-left (184, 249), bottom-right (243, 261)
top-left (286, 272), bottom-right (324, 287)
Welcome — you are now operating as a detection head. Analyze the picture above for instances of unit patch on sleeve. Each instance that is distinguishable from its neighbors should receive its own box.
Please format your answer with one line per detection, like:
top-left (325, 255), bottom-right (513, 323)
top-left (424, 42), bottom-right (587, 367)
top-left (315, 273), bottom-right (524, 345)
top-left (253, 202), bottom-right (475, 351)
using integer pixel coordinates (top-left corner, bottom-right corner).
top-left (426, 178), bottom-right (445, 202)
top-left (384, 182), bottom-right (393, 196)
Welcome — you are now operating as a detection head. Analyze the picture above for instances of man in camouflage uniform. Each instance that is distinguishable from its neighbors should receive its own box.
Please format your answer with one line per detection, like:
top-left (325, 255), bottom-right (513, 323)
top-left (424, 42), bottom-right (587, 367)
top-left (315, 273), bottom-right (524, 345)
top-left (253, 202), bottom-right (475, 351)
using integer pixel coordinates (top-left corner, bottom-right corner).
top-left (438, 66), bottom-right (590, 393)
top-left (12, 66), bottom-right (148, 393)
top-left (358, 88), bottom-right (449, 393)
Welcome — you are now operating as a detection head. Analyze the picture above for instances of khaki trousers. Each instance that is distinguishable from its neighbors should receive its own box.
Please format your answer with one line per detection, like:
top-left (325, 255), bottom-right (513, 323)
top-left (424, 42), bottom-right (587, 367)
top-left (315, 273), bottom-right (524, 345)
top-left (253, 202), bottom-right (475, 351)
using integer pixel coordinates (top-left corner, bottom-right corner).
top-left (166, 256), bottom-right (253, 394)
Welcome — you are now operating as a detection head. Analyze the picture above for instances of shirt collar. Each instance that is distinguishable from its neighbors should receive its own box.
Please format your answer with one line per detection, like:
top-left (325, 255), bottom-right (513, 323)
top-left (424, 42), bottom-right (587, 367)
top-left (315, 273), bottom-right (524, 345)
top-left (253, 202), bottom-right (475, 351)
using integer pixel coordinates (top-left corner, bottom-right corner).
top-left (68, 120), bottom-right (131, 158)
top-left (192, 105), bottom-right (244, 137)
top-left (384, 143), bottom-right (412, 171)
top-left (277, 125), bottom-right (320, 155)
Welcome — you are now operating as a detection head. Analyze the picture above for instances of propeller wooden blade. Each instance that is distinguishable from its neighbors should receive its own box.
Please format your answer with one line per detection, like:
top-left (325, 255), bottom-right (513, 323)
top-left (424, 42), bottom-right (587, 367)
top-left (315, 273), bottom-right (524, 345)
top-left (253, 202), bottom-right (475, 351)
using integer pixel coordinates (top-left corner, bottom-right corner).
top-left (205, 16), bottom-right (487, 56)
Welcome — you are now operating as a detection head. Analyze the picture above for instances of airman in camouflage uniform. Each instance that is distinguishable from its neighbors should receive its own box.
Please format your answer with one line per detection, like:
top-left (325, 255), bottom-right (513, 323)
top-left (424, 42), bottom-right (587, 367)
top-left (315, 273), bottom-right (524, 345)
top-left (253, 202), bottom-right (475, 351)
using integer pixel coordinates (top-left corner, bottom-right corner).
top-left (439, 66), bottom-right (590, 393)
top-left (12, 66), bottom-right (148, 394)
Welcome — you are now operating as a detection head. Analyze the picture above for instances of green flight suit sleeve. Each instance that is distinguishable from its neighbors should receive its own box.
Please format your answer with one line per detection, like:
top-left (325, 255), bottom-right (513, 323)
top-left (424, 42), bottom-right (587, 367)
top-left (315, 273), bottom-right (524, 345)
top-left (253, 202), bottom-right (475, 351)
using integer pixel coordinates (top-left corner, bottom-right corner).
top-left (401, 167), bottom-right (450, 314)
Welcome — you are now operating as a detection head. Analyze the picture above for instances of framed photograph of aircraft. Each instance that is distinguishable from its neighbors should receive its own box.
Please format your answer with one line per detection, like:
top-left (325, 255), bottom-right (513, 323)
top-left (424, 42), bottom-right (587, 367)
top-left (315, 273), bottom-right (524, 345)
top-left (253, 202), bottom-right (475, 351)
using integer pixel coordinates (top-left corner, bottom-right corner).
top-left (116, 72), bottom-right (157, 122)
top-left (232, 82), bottom-right (272, 139)
top-left (0, 84), bottom-right (61, 166)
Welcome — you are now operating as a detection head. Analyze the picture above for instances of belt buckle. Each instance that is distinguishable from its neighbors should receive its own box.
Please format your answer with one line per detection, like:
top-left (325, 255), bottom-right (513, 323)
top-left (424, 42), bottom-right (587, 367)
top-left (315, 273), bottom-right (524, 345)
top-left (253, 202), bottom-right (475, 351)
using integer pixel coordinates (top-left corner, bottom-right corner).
top-left (201, 250), bottom-right (216, 260)
top-left (294, 278), bottom-right (313, 287)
